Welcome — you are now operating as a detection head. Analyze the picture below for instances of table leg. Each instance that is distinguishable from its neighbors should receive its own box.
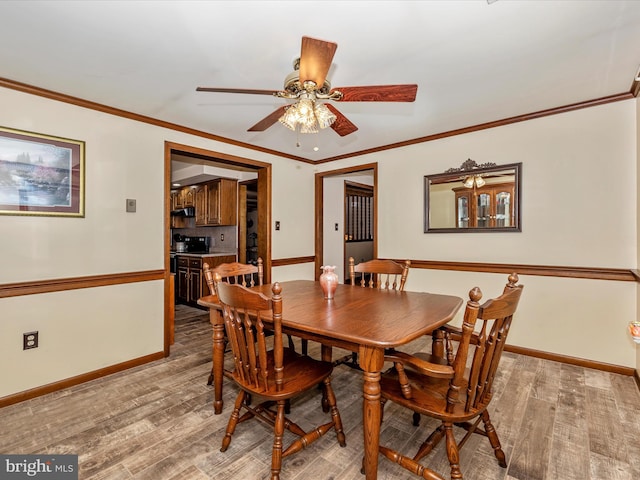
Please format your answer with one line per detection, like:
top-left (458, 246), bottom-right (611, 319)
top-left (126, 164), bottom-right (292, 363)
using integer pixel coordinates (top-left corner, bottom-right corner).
top-left (320, 344), bottom-right (333, 412)
top-left (432, 328), bottom-right (445, 359)
top-left (210, 309), bottom-right (225, 414)
top-left (359, 345), bottom-right (384, 480)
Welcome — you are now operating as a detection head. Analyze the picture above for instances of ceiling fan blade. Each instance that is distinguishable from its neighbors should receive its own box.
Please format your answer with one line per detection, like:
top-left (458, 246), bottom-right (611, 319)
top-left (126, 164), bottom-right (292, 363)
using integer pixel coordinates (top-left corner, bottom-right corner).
top-left (332, 84), bottom-right (418, 102)
top-left (326, 104), bottom-right (358, 137)
top-left (196, 87), bottom-right (278, 96)
top-left (247, 105), bottom-right (287, 132)
top-left (299, 36), bottom-right (337, 88)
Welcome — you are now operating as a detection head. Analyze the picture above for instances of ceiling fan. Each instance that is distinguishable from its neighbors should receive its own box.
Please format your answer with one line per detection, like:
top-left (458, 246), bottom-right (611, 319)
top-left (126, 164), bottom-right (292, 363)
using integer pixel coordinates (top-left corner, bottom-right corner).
top-left (196, 36), bottom-right (418, 137)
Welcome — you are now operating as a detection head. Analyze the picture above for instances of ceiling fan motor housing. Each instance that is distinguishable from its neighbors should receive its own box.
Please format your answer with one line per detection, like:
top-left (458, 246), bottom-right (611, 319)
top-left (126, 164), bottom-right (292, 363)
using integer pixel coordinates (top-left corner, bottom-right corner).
top-left (283, 61), bottom-right (332, 97)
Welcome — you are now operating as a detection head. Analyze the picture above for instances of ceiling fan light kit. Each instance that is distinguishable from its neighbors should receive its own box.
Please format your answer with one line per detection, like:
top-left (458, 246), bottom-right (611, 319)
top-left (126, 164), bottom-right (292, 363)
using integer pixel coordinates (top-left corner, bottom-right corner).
top-left (463, 174), bottom-right (486, 189)
top-left (278, 96), bottom-right (337, 134)
top-left (196, 36), bottom-right (417, 137)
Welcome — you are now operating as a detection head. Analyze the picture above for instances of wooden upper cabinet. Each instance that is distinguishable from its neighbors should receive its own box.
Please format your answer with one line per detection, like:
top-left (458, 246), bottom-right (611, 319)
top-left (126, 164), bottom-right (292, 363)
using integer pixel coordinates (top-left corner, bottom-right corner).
top-left (182, 187), bottom-right (195, 207)
top-left (206, 178), bottom-right (238, 226)
top-left (195, 185), bottom-right (207, 226)
top-left (171, 189), bottom-right (182, 209)
top-left (172, 186), bottom-right (196, 209)
top-left (172, 179), bottom-right (238, 227)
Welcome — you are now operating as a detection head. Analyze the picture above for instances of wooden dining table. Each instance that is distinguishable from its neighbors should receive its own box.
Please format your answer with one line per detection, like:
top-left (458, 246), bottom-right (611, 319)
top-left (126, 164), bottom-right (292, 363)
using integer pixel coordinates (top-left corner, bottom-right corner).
top-left (198, 279), bottom-right (463, 480)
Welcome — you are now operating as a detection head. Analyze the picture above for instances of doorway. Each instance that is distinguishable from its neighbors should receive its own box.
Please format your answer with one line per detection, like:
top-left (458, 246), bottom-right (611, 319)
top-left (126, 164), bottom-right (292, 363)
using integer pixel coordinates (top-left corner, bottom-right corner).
top-left (164, 141), bottom-right (272, 353)
top-left (314, 163), bottom-right (377, 283)
top-left (344, 181), bottom-right (374, 280)
top-left (238, 179), bottom-right (259, 265)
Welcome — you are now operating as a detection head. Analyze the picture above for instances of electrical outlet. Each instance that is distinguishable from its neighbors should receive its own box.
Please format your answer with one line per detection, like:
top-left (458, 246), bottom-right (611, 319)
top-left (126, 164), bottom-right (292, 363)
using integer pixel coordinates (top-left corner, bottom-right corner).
top-left (335, 223), bottom-right (339, 231)
top-left (220, 233), bottom-right (224, 242)
top-left (23, 331), bottom-right (38, 350)
top-left (275, 221), bottom-right (280, 231)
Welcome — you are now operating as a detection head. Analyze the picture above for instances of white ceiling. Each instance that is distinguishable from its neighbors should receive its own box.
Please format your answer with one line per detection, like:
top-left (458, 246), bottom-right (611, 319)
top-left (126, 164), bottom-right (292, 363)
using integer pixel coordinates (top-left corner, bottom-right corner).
top-left (1, 1), bottom-right (639, 163)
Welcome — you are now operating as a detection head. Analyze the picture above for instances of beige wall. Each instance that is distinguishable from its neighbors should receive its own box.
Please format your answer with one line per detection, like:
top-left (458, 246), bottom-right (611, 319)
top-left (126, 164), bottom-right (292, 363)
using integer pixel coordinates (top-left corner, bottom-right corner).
top-left (0, 87), bottom-right (314, 398)
top-left (319, 99), bottom-right (638, 368)
top-left (0, 86), bottom-right (637, 400)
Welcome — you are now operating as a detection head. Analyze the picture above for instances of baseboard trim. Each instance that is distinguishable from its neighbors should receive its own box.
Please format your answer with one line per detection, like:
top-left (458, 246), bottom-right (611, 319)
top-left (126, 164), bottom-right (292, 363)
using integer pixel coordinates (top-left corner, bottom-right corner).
top-left (0, 351), bottom-right (164, 408)
top-left (0, 345), bottom-right (636, 407)
top-left (505, 344), bottom-right (635, 376)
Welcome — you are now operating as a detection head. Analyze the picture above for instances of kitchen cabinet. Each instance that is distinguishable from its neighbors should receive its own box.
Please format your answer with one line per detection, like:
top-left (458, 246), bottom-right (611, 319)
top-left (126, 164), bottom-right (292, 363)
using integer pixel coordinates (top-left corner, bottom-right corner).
top-left (176, 254), bottom-right (236, 307)
top-left (454, 182), bottom-right (514, 228)
top-left (195, 184), bottom-right (207, 225)
top-left (172, 178), bottom-right (237, 227)
top-left (182, 187), bottom-right (195, 207)
top-left (170, 190), bottom-right (180, 210)
top-left (172, 187), bottom-right (196, 209)
top-left (193, 178), bottom-right (238, 226)
top-left (170, 190), bottom-right (187, 228)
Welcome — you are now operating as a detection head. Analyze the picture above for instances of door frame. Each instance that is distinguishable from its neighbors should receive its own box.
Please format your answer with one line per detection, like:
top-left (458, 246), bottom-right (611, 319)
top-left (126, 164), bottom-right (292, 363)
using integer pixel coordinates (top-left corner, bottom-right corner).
top-left (314, 162), bottom-right (378, 280)
top-left (164, 141), bottom-right (272, 354)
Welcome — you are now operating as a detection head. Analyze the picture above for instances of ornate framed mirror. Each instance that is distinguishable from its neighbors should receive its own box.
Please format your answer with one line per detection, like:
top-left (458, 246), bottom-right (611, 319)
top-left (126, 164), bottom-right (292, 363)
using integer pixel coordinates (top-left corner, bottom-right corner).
top-left (424, 160), bottom-right (521, 233)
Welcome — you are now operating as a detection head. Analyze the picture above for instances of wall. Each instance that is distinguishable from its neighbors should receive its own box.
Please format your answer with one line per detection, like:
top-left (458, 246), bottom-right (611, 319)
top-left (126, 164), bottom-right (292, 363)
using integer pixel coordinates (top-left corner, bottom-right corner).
top-left (0, 85), bottom-right (637, 402)
top-left (0, 86), bottom-right (316, 400)
top-left (319, 99), bottom-right (638, 369)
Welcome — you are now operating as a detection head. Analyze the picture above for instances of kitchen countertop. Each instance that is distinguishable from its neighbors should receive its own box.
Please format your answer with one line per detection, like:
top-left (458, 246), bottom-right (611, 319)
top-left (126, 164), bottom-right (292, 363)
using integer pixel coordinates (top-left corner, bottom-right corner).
top-left (170, 251), bottom-right (236, 258)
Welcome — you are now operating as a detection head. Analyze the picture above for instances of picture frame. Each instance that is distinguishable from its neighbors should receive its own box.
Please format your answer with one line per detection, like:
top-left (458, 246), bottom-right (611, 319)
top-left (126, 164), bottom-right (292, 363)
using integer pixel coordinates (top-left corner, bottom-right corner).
top-left (0, 126), bottom-right (85, 217)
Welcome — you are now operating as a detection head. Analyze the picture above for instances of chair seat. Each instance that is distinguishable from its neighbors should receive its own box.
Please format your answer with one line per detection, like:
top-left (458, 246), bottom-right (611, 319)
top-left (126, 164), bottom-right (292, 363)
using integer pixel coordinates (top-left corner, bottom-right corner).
top-left (232, 347), bottom-right (334, 400)
top-left (381, 359), bottom-right (486, 423)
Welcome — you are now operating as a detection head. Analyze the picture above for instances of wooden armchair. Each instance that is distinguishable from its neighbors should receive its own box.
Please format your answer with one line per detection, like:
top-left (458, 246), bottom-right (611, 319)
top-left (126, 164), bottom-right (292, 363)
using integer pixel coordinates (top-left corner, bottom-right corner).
top-left (378, 273), bottom-right (523, 480)
top-left (213, 274), bottom-right (346, 479)
top-left (335, 256), bottom-right (411, 369)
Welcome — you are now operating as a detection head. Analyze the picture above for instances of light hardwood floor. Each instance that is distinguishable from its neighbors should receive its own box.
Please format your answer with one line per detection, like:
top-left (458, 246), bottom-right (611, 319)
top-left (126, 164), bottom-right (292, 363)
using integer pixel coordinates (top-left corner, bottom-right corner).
top-left (1, 304), bottom-right (639, 480)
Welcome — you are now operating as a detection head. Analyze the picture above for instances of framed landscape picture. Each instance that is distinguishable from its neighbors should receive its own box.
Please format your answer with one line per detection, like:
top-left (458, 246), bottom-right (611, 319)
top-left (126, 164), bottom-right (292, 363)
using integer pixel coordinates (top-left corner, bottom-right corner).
top-left (0, 126), bottom-right (85, 217)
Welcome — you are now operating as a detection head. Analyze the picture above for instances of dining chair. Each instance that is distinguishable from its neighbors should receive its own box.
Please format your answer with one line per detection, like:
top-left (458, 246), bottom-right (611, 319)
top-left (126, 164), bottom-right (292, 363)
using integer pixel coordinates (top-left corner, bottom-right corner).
top-left (205, 257), bottom-right (264, 288)
top-left (203, 258), bottom-right (297, 385)
top-left (212, 274), bottom-right (346, 479)
top-left (377, 273), bottom-right (524, 480)
top-left (203, 258), bottom-right (263, 385)
top-left (335, 256), bottom-right (411, 369)
top-left (349, 256), bottom-right (411, 291)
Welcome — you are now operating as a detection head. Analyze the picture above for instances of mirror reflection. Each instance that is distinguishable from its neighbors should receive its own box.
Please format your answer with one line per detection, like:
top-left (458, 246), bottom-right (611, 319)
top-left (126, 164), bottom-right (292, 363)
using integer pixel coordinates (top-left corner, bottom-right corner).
top-left (424, 160), bottom-right (521, 233)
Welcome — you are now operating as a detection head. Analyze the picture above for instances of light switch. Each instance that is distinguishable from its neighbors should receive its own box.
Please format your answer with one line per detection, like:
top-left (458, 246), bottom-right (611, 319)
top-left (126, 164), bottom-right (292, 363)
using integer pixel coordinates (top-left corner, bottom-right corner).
top-left (126, 199), bottom-right (136, 212)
